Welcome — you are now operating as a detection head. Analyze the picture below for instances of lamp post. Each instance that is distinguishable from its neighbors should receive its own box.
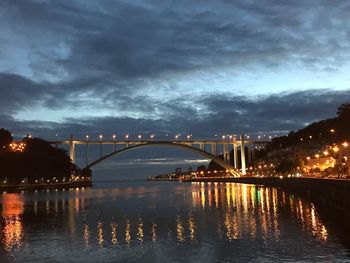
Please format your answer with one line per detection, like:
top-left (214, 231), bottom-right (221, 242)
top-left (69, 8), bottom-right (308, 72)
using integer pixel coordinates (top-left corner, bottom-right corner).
top-left (112, 134), bottom-right (116, 152)
top-left (85, 135), bottom-right (89, 166)
top-left (99, 134), bottom-right (103, 158)
top-left (125, 134), bottom-right (129, 147)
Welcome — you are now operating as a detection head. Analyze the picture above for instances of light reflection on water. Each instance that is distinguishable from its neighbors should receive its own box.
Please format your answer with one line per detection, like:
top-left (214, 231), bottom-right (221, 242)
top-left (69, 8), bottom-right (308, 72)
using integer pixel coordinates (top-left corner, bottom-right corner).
top-left (0, 182), bottom-right (348, 262)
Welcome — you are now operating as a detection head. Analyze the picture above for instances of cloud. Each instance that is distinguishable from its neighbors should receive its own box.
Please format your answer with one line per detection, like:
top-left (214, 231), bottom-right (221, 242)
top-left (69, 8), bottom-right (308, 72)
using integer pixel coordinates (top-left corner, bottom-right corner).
top-left (1, 0), bottom-right (350, 139)
top-left (2, 89), bottom-right (349, 139)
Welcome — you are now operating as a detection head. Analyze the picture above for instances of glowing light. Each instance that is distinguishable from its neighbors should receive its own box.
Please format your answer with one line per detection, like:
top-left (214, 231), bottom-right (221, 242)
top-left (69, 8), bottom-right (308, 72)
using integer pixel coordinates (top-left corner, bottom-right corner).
top-left (97, 222), bottom-right (104, 247)
top-left (125, 219), bottom-right (131, 247)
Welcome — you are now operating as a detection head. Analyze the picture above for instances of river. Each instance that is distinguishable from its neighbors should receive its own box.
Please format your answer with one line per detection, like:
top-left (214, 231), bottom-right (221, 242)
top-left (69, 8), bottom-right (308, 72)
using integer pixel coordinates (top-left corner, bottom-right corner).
top-left (0, 181), bottom-right (349, 262)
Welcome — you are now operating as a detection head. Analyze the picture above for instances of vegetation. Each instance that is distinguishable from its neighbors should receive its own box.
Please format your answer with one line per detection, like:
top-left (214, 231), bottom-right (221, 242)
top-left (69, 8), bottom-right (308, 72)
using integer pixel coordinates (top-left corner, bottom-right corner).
top-left (0, 128), bottom-right (12, 153)
top-left (275, 159), bottom-right (301, 174)
top-left (0, 129), bottom-right (87, 184)
top-left (266, 103), bottom-right (350, 152)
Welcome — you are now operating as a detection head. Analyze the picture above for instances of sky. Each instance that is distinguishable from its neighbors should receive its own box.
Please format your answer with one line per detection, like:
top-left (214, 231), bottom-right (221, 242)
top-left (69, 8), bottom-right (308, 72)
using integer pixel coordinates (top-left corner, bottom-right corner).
top-left (1, 0), bottom-right (350, 141)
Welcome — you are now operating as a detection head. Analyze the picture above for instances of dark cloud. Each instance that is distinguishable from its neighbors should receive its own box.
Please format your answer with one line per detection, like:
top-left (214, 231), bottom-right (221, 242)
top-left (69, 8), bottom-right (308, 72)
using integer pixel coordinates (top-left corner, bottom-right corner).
top-left (2, 89), bottom-right (349, 140)
top-left (1, 0), bottom-right (350, 139)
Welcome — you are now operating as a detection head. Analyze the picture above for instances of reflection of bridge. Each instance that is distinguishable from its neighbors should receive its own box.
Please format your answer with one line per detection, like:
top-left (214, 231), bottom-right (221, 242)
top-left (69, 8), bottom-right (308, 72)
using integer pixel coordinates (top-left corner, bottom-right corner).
top-left (50, 135), bottom-right (268, 176)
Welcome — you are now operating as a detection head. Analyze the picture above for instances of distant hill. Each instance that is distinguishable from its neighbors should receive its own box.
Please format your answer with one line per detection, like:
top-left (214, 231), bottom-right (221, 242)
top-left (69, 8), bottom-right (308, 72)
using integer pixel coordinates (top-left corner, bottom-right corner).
top-left (266, 103), bottom-right (350, 152)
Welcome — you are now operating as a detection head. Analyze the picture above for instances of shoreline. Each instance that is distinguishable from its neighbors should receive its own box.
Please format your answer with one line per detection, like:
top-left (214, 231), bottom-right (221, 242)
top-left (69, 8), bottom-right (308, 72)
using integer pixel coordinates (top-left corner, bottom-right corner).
top-left (0, 180), bottom-right (92, 192)
top-left (182, 176), bottom-right (350, 185)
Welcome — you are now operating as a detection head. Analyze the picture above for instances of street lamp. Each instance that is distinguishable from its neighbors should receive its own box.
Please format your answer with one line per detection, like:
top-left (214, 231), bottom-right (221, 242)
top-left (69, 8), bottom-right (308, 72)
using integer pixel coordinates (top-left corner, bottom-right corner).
top-left (125, 134), bottom-right (129, 140)
top-left (99, 134), bottom-right (103, 158)
top-left (85, 135), bottom-right (89, 166)
top-left (150, 134), bottom-right (155, 140)
top-left (138, 134), bottom-right (142, 141)
top-left (112, 134), bottom-right (116, 152)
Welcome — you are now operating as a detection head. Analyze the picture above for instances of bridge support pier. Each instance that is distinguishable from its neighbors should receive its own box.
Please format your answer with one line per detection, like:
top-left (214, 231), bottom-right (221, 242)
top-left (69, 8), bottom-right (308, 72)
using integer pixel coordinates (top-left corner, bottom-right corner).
top-left (251, 144), bottom-right (255, 163)
top-left (211, 143), bottom-right (217, 156)
top-left (69, 134), bottom-right (76, 164)
top-left (240, 135), bottom-right (246, 175)
top-left (223, 143), bottom-right (229, 163)
top-left (247, 144), bottom-right (253, 164)
top-left (233, 143), bottom-right (238, 168)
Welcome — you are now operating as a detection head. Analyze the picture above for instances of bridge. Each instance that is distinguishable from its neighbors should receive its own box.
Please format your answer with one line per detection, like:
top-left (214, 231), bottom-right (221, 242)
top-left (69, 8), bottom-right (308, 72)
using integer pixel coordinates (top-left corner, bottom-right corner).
top-left (49, 135), bottom-right (268, 176)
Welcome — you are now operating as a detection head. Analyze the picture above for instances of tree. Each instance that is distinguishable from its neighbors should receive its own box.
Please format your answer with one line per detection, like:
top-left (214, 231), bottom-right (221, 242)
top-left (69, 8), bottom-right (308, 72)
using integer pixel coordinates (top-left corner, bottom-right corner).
top-left (197, 165), bottom-right (207, 172)
top-left (337, 103), bottom-right (350, 119)
top-left (0, 128), bottom-right (13, 153)
top-left (275, 159), bottom-right (300, 174)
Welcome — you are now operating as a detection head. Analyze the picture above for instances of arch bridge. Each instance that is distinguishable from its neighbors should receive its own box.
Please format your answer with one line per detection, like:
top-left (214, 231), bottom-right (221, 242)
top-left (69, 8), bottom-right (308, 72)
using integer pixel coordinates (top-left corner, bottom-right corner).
top-left (50, 135), bottom-right (268, 176)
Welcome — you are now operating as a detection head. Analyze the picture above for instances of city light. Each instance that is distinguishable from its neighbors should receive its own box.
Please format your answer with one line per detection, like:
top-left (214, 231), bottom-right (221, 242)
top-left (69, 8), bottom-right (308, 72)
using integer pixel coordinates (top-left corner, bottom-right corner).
top-left (9, 142), bottom-right (26, 152)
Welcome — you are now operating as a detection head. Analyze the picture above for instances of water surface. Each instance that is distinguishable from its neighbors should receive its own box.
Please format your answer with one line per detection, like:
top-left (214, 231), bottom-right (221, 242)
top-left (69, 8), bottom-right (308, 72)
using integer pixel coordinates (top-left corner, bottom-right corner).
top-left (0, 181), bottom-right (349, 262)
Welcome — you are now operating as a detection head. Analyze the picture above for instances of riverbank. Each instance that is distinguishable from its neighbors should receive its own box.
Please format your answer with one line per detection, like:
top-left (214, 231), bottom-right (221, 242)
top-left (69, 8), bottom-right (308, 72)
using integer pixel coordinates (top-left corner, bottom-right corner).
top-left (0, 180), bottom-right (92, 192)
